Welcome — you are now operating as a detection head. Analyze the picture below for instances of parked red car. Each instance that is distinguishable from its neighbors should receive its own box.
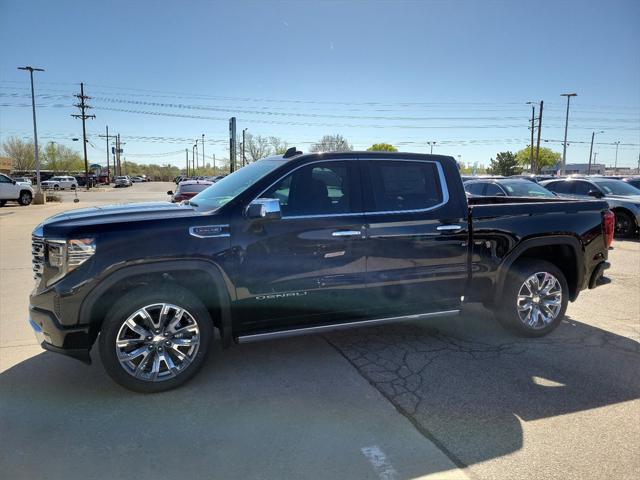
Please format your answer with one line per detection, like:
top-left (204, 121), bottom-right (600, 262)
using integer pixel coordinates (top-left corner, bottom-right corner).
top-left (167, 180), bottom-right (212, 203)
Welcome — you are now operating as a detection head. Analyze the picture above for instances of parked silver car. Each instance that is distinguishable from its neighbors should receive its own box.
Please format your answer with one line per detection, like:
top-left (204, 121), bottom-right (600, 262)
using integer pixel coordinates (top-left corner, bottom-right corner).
top-left (541, 177), bottom-right (640, 238)
top-left (114, 175), bottom-right (132, 188)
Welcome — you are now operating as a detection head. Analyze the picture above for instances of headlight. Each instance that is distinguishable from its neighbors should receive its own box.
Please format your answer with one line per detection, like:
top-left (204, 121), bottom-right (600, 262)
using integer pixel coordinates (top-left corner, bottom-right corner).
top-left (45, 238), bottom-right (95, 286)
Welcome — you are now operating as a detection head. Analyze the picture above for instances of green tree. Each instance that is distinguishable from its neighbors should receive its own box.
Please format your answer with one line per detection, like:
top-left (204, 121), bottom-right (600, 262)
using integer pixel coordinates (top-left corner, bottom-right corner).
top-left (43, 142), bottom-right (83, 172)
top-left (1, 137), bottom-right (34, 171)
top-left (367, 143), bottom-right (398, 152)
top-left (515, 146), bottom-right (561, 173)
top-left (310, 134), bottom-right (352, 152)
top-left (487, 151), bottom-right (521, 176)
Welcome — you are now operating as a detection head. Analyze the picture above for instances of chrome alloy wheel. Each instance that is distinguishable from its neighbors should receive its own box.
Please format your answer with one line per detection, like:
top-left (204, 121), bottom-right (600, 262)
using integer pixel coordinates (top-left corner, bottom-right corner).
top-left (516, 272), bottom-right (563, 329)
top-left (115, 303), bottom-right (200, 382)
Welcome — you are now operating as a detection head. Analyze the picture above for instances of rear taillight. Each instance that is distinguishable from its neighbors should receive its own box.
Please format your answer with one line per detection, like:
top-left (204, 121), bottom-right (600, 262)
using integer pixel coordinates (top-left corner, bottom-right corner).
top-left (603, 210), bottom-right (615, 248)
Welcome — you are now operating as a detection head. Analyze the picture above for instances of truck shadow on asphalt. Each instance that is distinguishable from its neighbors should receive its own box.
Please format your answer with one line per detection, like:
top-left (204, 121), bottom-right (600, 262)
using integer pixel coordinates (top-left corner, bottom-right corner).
top-left (324, 304), bottom-right (640, 469)
top-left (1, 307), bottom-right (638, 478)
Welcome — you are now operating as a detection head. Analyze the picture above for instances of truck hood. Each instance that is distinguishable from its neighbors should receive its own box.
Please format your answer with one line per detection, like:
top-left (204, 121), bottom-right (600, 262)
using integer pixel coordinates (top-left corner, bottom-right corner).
top-left (38, 202), bottom-right (198, 232)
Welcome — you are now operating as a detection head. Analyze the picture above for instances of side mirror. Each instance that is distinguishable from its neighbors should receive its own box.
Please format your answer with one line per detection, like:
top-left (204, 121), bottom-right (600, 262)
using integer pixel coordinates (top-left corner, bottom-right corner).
top-left (588, 189), bottom-right (603, 198)
top-left (246, 198), bottom-right (282, 220)
top-left (12, 180), bottom-right (16, 185)
top-left (167, 190), bottom-right (173, 195)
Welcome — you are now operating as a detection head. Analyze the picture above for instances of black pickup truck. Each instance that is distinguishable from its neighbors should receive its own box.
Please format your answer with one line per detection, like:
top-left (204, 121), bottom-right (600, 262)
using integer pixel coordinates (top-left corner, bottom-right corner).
top-left (29, 150), bottom-right (614, 392)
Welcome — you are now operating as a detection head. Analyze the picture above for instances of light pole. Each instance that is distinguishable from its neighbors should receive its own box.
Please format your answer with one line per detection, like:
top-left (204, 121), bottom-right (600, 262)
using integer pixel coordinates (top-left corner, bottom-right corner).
top-left (18, 66), bottom-right (45, 203)
top-left (192, 144), bottom-right (196, 174)
top-left (427, 141), bottom-right (436, 154)
top-left (613, 141), bottom-right (620, 174)
top-left (560, 93), bottom-right (577, 175)
top-left (587, 130), bottom-right (604, 175)
top-left (201, 134), bottom-right (205, 168)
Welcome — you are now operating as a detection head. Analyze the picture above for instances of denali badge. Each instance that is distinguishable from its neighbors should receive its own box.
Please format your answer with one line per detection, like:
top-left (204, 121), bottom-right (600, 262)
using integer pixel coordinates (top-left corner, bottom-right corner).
top-left (255, 291), bottom-right (309, 301)
top-left (189, 225), bottom-right (230, 238)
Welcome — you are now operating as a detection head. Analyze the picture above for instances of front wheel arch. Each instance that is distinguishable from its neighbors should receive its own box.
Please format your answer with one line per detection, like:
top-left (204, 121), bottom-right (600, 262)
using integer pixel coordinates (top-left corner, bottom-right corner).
top-left (82, 261), bottom-right (234, 350)
top-left (611, 208), bottom-right (638, 238)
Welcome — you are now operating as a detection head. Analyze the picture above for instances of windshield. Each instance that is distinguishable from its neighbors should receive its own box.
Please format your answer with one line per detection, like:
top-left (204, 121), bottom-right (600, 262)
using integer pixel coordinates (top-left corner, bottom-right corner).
top-left (190, 160), bottom-right (283, 209)
top-left (501, 181), bottom-right (556, 197)
top-left (593, 180), bottom-right (640, 196)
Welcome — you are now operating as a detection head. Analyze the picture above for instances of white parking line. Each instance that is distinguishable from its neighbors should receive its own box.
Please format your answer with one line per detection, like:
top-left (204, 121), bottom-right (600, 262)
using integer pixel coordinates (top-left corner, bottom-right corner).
top-left (361, 445), bottom-right (398, 480)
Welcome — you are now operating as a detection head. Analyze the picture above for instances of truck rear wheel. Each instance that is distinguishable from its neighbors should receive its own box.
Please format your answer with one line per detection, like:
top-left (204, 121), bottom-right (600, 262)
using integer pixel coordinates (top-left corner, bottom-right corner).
top-left (98, 285), bottom-right (213, 393)
top-left (496, 259), bottom-right (568, 337)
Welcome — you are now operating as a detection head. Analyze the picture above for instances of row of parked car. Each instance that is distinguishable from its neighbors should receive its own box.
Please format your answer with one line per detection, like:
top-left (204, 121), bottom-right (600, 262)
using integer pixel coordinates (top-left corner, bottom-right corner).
top-left (462, 175), bottom-right (640, 238)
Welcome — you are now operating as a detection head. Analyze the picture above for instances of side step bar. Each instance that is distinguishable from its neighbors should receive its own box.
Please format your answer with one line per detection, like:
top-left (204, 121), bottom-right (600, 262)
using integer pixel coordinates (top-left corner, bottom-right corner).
top-left (236, 309), bottom-right (460, 344)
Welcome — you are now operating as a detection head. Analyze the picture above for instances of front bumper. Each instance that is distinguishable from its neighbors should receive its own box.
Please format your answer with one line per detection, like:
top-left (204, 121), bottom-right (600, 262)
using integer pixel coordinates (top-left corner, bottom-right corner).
top-left (28, 306), bottom-right (92, 364)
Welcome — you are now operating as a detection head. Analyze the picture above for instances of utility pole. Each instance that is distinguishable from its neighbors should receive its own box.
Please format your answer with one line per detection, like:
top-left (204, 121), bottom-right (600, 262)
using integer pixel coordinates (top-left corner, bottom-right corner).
top-left (99, 125), bottom-right (114, 183)
top-left (613, 141), bottom-right (620, 174)
top-left (71, 82), bottom-right (96, 190)
top-left (114, 134), bottom-right (124, 176)
top-left (242, 128), bottom-right (247, 166)
top-left (587, 130), bottom-right (604, 175)
top-left (194, 141), bottom-right (199, 171)
top-left (560, 93), bottom-right (577, 175)
top-left (192, 144), bottom-right (196, 173)
top-left (185, 149), bottom-right (189, 177)
top-left (201, 134), bottom-right (205, 169)
top-left (17, 66), bottom-right (45, 203)
top-left (229, 117), bottom-right (237, 173)
top-left (535, 100), bottom-right (543, 174)
top-left (527, 102), bottom-right (536, 172)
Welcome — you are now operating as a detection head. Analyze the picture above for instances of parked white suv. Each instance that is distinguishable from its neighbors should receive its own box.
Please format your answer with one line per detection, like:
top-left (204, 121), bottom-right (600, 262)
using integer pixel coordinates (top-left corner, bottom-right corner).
top-left (0, 173), bottom-right (34, 206)
top-left (41, 176), bottom-right (78, 190)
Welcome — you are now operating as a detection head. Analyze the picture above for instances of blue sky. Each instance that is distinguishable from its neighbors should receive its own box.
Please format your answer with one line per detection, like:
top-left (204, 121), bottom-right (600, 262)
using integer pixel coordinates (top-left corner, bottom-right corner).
top-left (1, 0), bottom-right (638, 169)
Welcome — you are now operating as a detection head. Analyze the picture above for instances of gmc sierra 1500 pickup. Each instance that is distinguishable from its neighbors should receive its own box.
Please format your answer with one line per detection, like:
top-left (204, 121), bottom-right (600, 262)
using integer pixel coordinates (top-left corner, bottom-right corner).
top-left (29, 150), bottom-right (614, 392)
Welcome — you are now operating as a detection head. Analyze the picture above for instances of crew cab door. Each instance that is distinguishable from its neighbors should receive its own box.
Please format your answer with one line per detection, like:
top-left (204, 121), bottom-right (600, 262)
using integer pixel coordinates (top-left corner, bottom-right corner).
top-left (362, 158), bottom-right (468, 316)
top-left (232, 160), bottom-right (368, 331)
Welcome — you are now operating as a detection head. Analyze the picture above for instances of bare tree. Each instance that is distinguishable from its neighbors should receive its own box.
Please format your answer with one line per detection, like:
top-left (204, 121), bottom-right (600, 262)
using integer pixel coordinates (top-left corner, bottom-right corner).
top-left (309, 134), bottom-right (352, 153)
top-left (1, 136), bottom-right (34, 171)
top-left (245, 133), bottom-right (272, 162)
top-left (269, 136), bottom-right (289, 155)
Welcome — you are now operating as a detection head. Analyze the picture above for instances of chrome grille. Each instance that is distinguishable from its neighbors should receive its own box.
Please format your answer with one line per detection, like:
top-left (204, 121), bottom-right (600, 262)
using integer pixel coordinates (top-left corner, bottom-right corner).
top-left (32, 236), bottom-right (45, 284)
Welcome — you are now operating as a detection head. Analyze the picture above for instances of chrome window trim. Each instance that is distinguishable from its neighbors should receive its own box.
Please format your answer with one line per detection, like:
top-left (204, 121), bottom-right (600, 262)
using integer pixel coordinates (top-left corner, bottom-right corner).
top-left (251, 157), bottom-right (449, 220)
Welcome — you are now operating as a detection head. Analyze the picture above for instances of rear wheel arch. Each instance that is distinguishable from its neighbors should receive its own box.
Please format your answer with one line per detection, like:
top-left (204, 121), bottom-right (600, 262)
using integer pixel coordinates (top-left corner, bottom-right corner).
top-left (81, 260), bottom-right (233, 349)
top-left (494, 236), bottom-right (583, 304)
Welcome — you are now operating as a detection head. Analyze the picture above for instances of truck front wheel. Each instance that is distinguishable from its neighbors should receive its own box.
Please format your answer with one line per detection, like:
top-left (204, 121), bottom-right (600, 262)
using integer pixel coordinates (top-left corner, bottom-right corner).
top-left (496, 260), bottom-right (568, 337)
top-left (99, 285), bottom-right (213, 392)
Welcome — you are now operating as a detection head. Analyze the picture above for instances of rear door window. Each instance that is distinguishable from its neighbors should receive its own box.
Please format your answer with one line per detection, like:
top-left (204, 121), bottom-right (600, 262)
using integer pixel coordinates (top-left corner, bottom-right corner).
top-left (485, 183), bottom-right (505, 196)
top-left (368, 161), bottom-right (443, 212)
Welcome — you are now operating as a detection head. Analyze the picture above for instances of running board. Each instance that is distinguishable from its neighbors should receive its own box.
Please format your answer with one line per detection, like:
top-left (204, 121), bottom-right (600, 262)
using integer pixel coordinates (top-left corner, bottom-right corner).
top-left (235, 309), bottom-right (460, 344)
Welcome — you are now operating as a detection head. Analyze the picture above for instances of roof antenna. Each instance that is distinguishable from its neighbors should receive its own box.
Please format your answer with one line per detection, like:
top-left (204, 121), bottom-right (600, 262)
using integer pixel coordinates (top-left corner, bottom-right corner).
top-left (283, 147), bottom-right (302, 158)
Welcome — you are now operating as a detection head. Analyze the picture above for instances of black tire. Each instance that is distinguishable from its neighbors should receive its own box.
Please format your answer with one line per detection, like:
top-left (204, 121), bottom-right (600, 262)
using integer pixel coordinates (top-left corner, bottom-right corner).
top-left (99, 285), bottom-right (214, 393)
top-left (496, 259), bottom-right (568, 337)
top-left (18, 190), bottom-right (32, 206)
top-left (53, 184), bottom-right (60, 190)
top-left (0, 200), bottom-right (6, 207)
top-left (614, 210), bottom-right (636, 239)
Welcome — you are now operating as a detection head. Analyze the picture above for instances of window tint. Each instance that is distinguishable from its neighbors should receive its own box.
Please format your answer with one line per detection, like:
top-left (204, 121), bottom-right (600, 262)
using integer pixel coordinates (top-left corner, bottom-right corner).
top-left (545, 181), bottom-right (572, 194)
top-left (179, 184), bottom-right (211, 194)
top-left (369, 161), bottom-right (443, 212)
top-left (263, 161), bottom-right (353, 216)
top-left (465, 183), bottom-right (485, 195)
top-left (573, 181), bottom-right (596, 196)
top-left (485, 183), bottom-right (505, 196)
top-left (0, 174), bottom-right (12, 183)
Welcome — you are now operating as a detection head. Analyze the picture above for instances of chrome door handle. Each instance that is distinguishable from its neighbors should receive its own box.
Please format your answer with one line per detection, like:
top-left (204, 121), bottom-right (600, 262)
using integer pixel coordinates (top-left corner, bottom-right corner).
top-left (332, 230), bottom-right (362, 237)
top-left (436, 225), bottom-right (463, 231)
